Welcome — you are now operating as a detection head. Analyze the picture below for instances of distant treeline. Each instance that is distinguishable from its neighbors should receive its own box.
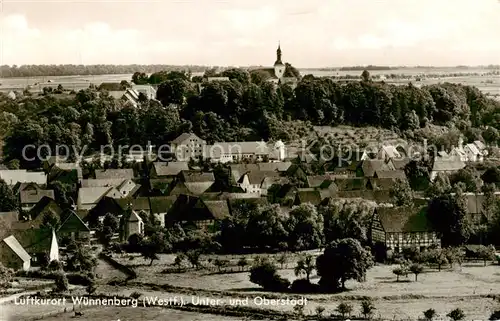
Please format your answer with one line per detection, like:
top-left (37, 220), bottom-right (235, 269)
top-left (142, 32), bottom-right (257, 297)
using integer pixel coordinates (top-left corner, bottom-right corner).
top-left (319, 65), bottom-right (500, 71)
top-left (0, 64), bottom-right (210, 78)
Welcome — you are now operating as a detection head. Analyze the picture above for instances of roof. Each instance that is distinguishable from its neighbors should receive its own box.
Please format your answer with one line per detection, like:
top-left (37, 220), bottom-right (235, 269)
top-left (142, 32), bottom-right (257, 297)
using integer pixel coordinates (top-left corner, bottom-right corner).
top-left (362, 160), bottom-right (395, 177)
top-left (335, 178), bottom-right (369, 191)
top-left (95, 169), bottom-right (134, 180)
top-left (474, 140), bottom-right (486, 150)
top-left (29, 196), bottom-right (62, 219)
top-left (77, 187), bottom-right (120, 205)
top-left (241, 171), bottom-right (281, 185)
top-left (375, 206), bottom-right (432, 233)
top-left (390, 158), bottom-right (411, 170)
top-left (432, 156), bottom-right (466, 172)
top-left (380, 146), bottom-right (402, 159)
top-left (295, 190), bottom-right (331, 205)
top-left (307, 175), bottom-right (334, 188)
top-left (465, 143), bottom-right (481, 156)
top-left (374, 170), bottom-right (406, 180)
top-left (58, 210), bottom-right (90, 233)
top-left (206, 141), bottom-right (271, 158)
top-left (2, 235), bottom-right (31, 262)
top-left (0, 212), bottom-right (19, 240)
top-left (128, 211), bottom-right (143, 222)
top-left (203, 200), bottom-right (230, 220)
top-left (0, 170), bottom-right (46, 185)
top-left (171, 133), bottom-right (203, 145)
top-left (116, 197), bottom-right (151, 211)
top-left (82, 178), bottom-right (127, 188)
top-left (370, 178), bottom-right (396, 190)
top-left (149, 196), bottom-right (177, 213)
top-left (153, 162), bottom-right (189, 177)
top-left (256, 162), bottom-right (292, 172)
top-left (20, 189), bottom-right (55, 205)
top-left (180, 171), bottom-right (215, 183)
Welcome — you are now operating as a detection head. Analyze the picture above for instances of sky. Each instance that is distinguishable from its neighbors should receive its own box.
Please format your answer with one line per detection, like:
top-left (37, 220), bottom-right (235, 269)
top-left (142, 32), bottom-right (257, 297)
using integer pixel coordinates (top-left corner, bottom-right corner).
top-left (1, 0), bottom-right (500, 67)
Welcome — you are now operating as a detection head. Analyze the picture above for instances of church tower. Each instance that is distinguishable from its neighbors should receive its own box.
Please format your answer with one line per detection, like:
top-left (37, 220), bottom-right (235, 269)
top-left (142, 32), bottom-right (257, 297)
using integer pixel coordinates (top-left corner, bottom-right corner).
top-left (273, 43), bottom-right (285, 80)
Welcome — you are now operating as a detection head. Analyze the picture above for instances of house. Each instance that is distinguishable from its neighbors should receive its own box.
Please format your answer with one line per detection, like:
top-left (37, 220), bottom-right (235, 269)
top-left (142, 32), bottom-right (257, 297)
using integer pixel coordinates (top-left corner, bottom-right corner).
top-left (0, 235), bottom-right (31, 271)
top-left (57, 210), bottom-right (91, 244)
top-left (170, 133), bottom-right (207, 161)
top-left (430, 156), bottom-right (466, 181)
top-left (77, 187), bottom-right (124, 211)
top-left (370, 206), bottom-right (440, 253)
top-left (47, 163), bottom-right (82, 186)
top-left (205, 140), bottom-right (286, 163)
top-left (166, 195), bottom-right (230, 229)
top-left (205, 77), bottom-right (230, 82)
top-left (474, 140), bottom-right (488, 156)
top-left (124, 211), bottom-right (144, 240)
top-left (95, 169), bottom-right (134, 180)
top-left (132, 84), bottom-right (157, 100)
top-left (377, 145), bottom-right (403, 162)
top-left (229, 163), bottom-right (291, 184)
top-left (14, 183), bottom-right (55, 212)
top-left (237, 171), bottom-right (283, 195)
top-left (0, 170), bottom-right (46, 186)
top-left (29, 197), bottom-right (63, 224)
top-left (169, 171), bottom-right (215, 196)
top-left (464, 143), bottom-right (484, 162)
top-left (150, 162), bottom-right (189, 178)
top-left (81, 178), bottom-right (140, 198)
top-left (293, 189), bottom-right (332, 206)
top-left (360, 159), bottom-right (396, 178)
top-left (306, 175), bottom-right (335, 188)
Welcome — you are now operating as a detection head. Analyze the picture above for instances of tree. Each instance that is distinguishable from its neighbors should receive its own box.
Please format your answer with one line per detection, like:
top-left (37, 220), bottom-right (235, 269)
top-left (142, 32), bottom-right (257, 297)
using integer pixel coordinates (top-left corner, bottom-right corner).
top-left (361, 70), bottom-right (371, 82)
top-left (276, 253), bottom-right (288, 269)
top-left (423, 308), bottom-right (437, 321)
top-left (86, 278), bottom-right (97, 295)
top-left (249, 259), bottom-right (290, 291)
top-left (0, 179), bottom-right (17, 212)
top-left (286, 203), bottom-right (324, 250)
top-left (393, 267), bottom-right (406, 282)
top-left (316, 238), bottom-right (374, 290)
top-left (213, 258), bottom-right (229, 272)
top-left (65, 244), bottom-right (97, 272)
top-left (476, 245), bottom-right (496, 266)
top-left (246, 204), bottom-right (288, 250)
top-left (0, 263), bottom-right (14, 289)
top-left (389, 179), bottom-right (414, 207)
top-left (53, 272), bottom-right (69, 292)
top-left (185, 250), bottom-right (201, 269)
top-left (482, 167), bottom-right (500, 187)
top-left (447, 308), bottom-right (465, 321)
top-left (489, 310), bottom-right (500, 320)
top-left (361, 299), bottom-right (376, 319)
top-left (427, 187), bottom-right (474, 246)
top-left (294, 254), bottom-right (315, 282)
top-left (140, 233), bottom-right (166, 266)
top-left (173, 254), bottom-right (185, 272)
top-left (336, 302), bottom-right (353, 320)
top-left (449, 167), bottom-right (480, 192)
top-left (409, 263), bottom-right (424, 281)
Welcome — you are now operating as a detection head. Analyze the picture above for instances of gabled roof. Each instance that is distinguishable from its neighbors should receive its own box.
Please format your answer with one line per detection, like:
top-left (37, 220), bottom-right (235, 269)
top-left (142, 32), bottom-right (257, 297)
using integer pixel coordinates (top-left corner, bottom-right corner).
top-left (390, 158), bottom-right (411, 170)
top-left (82, 178), bottom-right (126, 188)
top-left (116, 197), bottom-right (151, 212)
top-left (153, 162), bottom-right (189, 177)
top-left (58, 210), bottom-right (90, 233)
top-left (240, 171), bottom-right (280, 186)
top-left (335, 178), bottom-right (369, 191)
top-left (206, 141), bottom-right (271, 157)
top-left (379, 145), bottom-right (402, 159)
top-left (257, 162), bottom-right (292, 172)
top-left (2, 235), bottom-right (31, 262)
top-left (465, 143), bottom-right (481, 156)
top-left (375, 206), bottom-right (432, 233)
top-left (180, 171), bottom-right (215, 183)
top-left (0, 170), bottom-right (46, 186)
top-left (295, 189), bottom-right (331, 206)
top-left (13, 182), bottom-right (43, 195)
top-left (370, 178), bottom-right (396, 191)
top-left (29, 196), bottom-right (62, 220)
top-left (78, 187), bottom-right (121, 206)
top-left (95, 169), bottom-right (134, 180)
top-left (432, 156), bottom-right (466, 172)
top-left (203, 200), bottom-right (230, 220)
top-left (474, 140), bottom-right (486, 151)
top-left (374, 170), bottom-right (406, 180)
top-left (128, 210), bottom-right (143, 222)
top-left (362, 159), bottom-right (395, 177)
top-left (149, 196), bottom-right (177, 213)
top-left (20, 189), bottom-right (55, 205)
top-left (307, 175), bottom-right (334, 188)
top-left (171, 133), bottom-right (204, 145)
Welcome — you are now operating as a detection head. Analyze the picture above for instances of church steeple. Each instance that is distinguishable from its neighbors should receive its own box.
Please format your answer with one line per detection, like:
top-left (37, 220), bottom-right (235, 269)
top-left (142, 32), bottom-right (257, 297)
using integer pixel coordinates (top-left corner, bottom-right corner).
top-left (274, 42), bottom-right (283, 66)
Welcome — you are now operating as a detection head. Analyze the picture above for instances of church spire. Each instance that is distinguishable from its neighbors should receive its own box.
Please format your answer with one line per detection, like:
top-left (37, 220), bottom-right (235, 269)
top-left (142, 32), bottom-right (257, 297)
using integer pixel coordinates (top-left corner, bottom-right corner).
top-left (274, 41), bottom-right (283, 66)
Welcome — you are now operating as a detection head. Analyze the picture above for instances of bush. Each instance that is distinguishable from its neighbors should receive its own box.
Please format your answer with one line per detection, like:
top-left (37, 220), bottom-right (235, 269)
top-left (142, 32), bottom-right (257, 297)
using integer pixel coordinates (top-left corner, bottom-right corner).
top-left (249, 261), bottom-right (290, 292)
top-left (66, 272), bottom-right (94, 286)
top-left (53, 272), bottom-right (69, 293)
top-left (130, 291), bottom-right (142, 299)
top-left (290, 278), bottom-right (319, 293)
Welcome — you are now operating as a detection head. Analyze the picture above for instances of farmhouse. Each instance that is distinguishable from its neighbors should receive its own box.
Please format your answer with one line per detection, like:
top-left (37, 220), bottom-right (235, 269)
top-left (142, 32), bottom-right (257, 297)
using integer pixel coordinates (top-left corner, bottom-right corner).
top-left (170, 133), bottom-right (206, 161)
top-left (430, 156), bottom-right (466, 181)
top-left (370, 206), bottom-right (440, 253)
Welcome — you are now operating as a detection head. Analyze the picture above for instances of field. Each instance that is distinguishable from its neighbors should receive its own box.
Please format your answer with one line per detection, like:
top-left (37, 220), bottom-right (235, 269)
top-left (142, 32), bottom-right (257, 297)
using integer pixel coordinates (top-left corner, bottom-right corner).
top-left (0, 68), bottom-right (499, 97)
top-left (99, 253), bottom-right (500, 320)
